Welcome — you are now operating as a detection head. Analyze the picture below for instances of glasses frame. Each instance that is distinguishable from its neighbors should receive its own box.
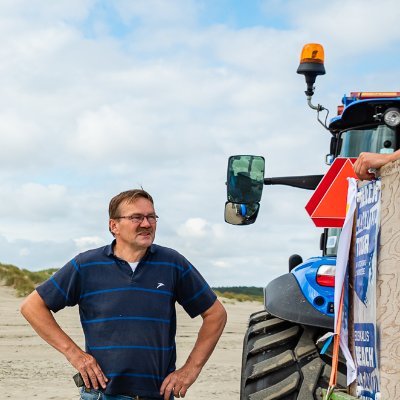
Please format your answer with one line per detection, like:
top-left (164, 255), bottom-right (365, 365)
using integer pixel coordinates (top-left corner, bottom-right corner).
top-left (115, 214), bottom-right (159, 224)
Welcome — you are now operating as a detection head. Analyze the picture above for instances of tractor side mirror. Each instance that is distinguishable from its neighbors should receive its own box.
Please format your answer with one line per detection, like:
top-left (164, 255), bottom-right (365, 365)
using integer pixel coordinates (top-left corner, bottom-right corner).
top-left (325, 154), bottom-right (334, 165)
top-left (326, 135), bottom-right (339, 164)
top-left (224, 201), bottom-right (260, 226)
top-left (225, 155), bottom-right (264, 225)
top-left (289, 254), bottom-right (303, 272)
top-left (226, 155), bottom-right (265, 204)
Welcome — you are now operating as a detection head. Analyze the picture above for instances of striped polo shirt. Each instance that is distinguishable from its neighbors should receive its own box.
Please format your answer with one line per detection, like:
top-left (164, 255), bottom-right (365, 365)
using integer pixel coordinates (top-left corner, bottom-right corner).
top-left (36, 241), bottom-right (217, 399)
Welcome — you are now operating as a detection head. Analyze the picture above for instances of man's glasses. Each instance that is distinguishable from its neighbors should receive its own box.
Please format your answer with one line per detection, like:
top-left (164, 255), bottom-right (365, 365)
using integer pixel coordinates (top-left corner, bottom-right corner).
top-left (115, 214), bottom-right (159, 224)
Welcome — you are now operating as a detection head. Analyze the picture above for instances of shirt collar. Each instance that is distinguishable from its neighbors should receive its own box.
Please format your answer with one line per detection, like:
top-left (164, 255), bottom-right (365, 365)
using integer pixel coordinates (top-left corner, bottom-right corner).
top-left (104, 240), bottom-right (156, 257)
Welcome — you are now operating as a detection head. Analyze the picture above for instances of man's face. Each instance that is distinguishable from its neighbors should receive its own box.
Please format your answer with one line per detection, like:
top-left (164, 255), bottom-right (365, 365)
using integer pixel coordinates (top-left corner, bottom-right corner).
top-left (110, 197), bottom-right (157, 250)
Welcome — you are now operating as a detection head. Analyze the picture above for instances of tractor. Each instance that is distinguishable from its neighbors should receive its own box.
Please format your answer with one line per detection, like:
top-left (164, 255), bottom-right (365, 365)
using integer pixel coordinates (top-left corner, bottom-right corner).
top-left (225, 43), bottom-right (400, 399)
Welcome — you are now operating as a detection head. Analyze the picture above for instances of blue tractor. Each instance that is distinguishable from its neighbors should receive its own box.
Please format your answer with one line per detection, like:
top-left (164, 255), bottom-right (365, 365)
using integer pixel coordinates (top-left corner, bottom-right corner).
top-left (225, 44), bottom-right (400, 399)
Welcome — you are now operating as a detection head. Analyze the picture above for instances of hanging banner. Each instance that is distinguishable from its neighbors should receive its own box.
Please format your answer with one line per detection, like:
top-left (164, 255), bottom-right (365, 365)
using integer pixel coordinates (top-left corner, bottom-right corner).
top-left (334, 177), bottom-right (357, 385)
top-left (354, 179), bottom-right (381, 400)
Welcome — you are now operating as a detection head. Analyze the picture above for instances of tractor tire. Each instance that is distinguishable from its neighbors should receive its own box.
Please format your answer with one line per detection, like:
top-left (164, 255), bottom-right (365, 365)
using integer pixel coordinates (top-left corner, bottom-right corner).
top-left (240, 310), bottom-right (346, 400)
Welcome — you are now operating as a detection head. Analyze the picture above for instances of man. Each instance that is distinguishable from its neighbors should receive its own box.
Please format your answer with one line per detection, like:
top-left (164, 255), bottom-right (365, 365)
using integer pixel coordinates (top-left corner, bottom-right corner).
top-left (20, 189), bottom-right (227, 400)
top-left (354, 149), bottom-right (400, 180)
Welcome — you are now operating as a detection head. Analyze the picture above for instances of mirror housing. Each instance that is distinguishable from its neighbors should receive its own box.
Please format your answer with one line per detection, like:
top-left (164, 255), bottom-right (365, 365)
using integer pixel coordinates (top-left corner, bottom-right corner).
top-left (226, 155), bottom-right (265, 204)
top-left (325, 154), bottom-right (334, 165)
top-left (224, 201), bottom-right (260, 225)
top-left (289, 254), bottom-right (303, 272)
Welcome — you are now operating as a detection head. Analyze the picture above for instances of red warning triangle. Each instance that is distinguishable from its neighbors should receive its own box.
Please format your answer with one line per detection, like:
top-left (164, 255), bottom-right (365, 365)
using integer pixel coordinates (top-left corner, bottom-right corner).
top-left (305, 158), bottom-right (358, 228)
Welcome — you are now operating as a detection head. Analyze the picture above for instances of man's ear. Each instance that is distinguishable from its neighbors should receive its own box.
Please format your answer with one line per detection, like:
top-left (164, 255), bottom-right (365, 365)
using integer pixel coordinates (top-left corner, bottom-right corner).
top-left (109, 219), bottom-right (118, 236)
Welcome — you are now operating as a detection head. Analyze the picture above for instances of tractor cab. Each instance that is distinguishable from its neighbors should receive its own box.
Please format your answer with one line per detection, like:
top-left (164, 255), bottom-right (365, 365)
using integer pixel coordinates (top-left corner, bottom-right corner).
top-left (329, 92), bottom-right (400, 159)
top-left (322, 93), bottom-right (400, 257)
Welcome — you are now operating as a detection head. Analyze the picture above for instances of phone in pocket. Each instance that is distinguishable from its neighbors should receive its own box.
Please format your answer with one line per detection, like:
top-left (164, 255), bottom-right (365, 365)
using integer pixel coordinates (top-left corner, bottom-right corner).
top-left (73, 372), bottom-right (85, 387)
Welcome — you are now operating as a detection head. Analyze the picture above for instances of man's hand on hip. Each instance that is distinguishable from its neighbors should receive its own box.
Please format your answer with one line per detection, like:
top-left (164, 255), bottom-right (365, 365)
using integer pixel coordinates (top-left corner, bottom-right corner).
top-left (66, 347), bottom-right (108, 390)
top-left (160, 363), bottom-right (201, 399)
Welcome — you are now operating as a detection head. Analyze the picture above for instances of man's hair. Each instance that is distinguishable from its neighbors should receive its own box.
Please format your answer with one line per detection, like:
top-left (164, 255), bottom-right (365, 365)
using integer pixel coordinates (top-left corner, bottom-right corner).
top-left (109, 189), bottom-right (154, 219)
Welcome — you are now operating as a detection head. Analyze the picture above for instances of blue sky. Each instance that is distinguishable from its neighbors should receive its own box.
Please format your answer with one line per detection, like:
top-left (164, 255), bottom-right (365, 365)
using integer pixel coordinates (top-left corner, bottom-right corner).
top-left (1, 0), bottom-right (400, 286)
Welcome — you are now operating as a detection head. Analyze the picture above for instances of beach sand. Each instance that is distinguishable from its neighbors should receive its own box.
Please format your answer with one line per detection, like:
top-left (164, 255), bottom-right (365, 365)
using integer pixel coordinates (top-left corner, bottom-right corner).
top-left (0, 285), bottom-right (262, 399)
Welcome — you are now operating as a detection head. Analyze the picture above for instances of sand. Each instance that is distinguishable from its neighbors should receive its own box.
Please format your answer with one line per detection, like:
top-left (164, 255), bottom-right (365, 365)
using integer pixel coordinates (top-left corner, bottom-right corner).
top-left (0, 285), bottom-right (262, 399)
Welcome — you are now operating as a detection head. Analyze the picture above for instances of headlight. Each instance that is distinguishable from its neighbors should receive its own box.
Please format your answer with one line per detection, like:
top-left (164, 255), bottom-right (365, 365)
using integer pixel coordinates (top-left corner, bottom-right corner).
top-left (383, 107), bottom-right (400, 127)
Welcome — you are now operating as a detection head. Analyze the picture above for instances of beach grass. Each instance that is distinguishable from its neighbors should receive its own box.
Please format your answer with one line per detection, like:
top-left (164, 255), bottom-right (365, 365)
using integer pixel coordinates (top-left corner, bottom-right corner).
top-left (214, 286), bottom-right (263, 303)
top-left (0, 263), bottom-right (264, 302)
top-left (0, 263), bottom-right (57, 297)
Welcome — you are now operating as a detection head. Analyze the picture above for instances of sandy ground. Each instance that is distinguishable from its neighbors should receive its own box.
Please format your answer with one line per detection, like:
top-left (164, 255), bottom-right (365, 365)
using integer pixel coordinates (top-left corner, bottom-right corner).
top-left (0, 285), bottom-right (262, 399)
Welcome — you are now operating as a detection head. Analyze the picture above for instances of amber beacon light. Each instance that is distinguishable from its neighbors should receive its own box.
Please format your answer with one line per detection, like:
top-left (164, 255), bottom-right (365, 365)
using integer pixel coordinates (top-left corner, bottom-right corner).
top-left (297, 43), bottom-right (326, 97)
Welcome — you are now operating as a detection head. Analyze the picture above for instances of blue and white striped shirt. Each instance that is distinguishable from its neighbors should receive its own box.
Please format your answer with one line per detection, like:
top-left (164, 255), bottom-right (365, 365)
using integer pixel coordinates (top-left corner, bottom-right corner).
top-left (36, 241), bottom-right (217, 398)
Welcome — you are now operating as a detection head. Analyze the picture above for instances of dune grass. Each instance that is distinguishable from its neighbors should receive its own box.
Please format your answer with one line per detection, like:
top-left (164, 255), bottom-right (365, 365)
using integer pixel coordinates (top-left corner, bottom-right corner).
top-left (0, 263), bottom-right (264, 302)
top-left (213, 286), bottom-right (263, 303)
top-left (0, 263), bottom-right (57, 297)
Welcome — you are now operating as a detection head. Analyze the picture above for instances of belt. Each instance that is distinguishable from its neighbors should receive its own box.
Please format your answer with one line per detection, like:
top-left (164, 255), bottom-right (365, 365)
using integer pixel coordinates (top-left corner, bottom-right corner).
top-left (83, 388), bottom-right (157, 399)
top-left (118, 394), bottom-right (157, 400)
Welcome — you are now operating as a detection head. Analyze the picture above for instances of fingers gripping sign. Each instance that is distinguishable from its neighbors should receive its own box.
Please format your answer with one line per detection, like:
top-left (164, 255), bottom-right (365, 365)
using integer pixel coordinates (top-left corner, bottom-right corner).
top-left (354, 151), bottom-right (400, 181)
top-left (354, 152), bottom-right (378, 180)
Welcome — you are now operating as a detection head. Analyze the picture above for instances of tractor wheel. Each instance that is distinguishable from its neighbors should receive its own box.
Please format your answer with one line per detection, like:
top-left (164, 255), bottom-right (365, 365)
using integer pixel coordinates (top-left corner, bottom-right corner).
top-left (240, 310), bottom-right (346, 400)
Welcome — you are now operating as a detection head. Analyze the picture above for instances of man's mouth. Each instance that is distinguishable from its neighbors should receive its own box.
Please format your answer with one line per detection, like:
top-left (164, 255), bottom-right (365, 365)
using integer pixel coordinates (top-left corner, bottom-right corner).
top-left (138, 230), bottom-right (152, 236)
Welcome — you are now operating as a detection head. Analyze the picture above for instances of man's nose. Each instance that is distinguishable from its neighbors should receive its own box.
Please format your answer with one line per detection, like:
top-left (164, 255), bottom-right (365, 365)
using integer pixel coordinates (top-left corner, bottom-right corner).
top-left (140, 217), bottom-right (152, 227)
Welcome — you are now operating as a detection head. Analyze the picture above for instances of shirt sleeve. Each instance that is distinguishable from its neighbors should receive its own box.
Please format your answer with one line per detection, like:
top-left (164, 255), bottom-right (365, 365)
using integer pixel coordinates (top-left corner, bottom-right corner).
top-left (36, 258), bottom-right (81, 312)
top-left (175, 258), bottom-right (217, 318)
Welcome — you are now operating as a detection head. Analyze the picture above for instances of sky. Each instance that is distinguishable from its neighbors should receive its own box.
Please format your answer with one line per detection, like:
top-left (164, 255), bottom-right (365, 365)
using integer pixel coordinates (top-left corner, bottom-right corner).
top-left (1, 0), bottom-right (400, 287)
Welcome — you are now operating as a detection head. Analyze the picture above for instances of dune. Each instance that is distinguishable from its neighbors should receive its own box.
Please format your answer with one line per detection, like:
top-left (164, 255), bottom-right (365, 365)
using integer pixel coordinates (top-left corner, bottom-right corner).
top-left (0, 285), bottom-right (262, 399)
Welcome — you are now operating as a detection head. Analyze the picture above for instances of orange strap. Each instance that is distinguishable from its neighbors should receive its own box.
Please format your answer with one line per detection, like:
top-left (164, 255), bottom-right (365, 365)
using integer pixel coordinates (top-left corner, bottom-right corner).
top-left (329, 286), bottom-right (345, 388)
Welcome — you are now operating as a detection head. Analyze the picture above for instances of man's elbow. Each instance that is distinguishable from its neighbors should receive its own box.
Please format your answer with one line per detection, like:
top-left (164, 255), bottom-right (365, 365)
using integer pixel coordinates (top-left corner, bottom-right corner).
top-left (202, 299), bottom-right (227, 329)
top-left (220, 303), bottom-right (228, 327)
top-left (213, 300), bottom-right (228, 330)
top-left (20, 291), bottom-right (33, 318)
top-left (20, 290), bottom-right (42, 320)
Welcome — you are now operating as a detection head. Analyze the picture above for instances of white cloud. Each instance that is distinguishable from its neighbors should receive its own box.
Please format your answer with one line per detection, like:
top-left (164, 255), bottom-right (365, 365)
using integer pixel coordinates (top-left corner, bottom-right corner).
top-left (0, 183), bottom-right (68, 220)
top-left (19, 248), bottom-right (30, 257)
top-left (114, 0), bottom-right (199, 26)
top-left (0, 111), bottom-right (45, 167)
top-left (74, 236), bottom-right (105, 252)
top-left (288, 0), bottom-right (400, 55)
top-left (178, 218), bottom-right (208, 238)
top-left (212, 260), bottom-right (231, 269)
top-left (0, 1), bottom-right (399, 285)
top-left (0, 234), bottom-right (77, 270)
top-left (0, 1), bottom-right (92, 23)
top-left (74, 105), bottom-right (135, 159)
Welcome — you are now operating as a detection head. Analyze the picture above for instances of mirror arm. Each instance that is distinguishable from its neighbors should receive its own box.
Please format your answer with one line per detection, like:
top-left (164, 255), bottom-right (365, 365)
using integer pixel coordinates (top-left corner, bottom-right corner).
top-left (264, 175), bottom-right (323, 190)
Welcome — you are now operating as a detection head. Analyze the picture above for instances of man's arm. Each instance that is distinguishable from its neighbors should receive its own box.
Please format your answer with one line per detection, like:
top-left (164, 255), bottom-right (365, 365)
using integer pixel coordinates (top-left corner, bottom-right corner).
top-left (354, 149), bottom-right (400, 180)
top-left (20, 290), bottom-right (108, 390)
top-left (160, 299), bottom-right (227, 399)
